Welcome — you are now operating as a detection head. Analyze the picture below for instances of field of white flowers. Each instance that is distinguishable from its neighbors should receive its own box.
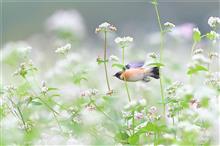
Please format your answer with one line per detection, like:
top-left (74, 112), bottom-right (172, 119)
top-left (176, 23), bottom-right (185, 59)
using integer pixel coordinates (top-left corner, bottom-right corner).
top-left (1, 0), bottom-right (220, 145)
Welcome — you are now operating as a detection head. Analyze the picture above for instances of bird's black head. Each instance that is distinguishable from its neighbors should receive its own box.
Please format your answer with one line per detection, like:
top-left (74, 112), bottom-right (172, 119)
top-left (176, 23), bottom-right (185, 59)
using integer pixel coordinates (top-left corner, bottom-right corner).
top-left (114, 71), bottom-right (122, 79)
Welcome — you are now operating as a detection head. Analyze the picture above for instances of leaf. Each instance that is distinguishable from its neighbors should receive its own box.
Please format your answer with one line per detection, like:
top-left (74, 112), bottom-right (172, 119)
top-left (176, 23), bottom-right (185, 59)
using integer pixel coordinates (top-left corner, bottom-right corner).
top-left (96, 58), bottom-right (108, 65)
top-left (115, 131), bottom-right (129, 144)
top-left (187, 65), bottom-right (208, 75)
top-left (112, 63), bottom-right (125, 70)
top-left (128, 134), bottom-right (139, 145)
top-left (193, 30), bottom-right (201, 42)
top-left (48, 87), bottom-right (59, 91)
top-left (147, 62), bottom-right (165, 67)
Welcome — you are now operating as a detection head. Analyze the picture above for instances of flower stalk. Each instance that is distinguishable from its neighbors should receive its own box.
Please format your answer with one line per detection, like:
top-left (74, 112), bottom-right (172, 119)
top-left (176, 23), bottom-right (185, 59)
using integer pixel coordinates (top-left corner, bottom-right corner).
top-left (152, 0), bottom-right (166, 117)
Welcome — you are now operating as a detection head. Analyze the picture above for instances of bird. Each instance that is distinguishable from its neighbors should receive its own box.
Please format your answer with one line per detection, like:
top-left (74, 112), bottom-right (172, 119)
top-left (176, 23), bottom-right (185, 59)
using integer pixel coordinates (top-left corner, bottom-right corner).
top-left (114, 61), bottom-right (159, 82)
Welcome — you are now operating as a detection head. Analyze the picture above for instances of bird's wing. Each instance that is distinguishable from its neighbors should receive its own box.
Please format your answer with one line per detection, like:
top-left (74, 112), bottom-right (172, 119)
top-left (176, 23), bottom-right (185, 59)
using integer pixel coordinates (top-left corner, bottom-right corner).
top-left (125, 61), bottom-right (145, 69)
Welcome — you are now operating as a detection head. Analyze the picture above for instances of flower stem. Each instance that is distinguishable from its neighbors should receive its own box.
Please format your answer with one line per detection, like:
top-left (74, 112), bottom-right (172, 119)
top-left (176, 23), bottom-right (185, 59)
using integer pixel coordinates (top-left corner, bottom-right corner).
top-left (103, 31), bottom-right (111, 92)
top-left (153, 0), bottom-right (166, 117)
top-left (122, 47), bottom-right (134, 134)
top-left (122, 47), bottom-right (131, 102)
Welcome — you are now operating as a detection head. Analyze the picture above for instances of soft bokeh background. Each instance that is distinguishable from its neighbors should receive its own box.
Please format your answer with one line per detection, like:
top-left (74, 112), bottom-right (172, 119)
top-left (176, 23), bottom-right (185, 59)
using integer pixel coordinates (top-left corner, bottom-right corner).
top-left (1, 0), bottom-right (219, 145)
top-left (2, 0), bottom-right (220, 44)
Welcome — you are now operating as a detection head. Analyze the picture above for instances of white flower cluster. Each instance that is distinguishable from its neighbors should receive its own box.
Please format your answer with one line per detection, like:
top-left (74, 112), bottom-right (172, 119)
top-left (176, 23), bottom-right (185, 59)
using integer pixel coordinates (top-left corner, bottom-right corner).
top-left (166, 81), bottom-right (183, 97)
top-left (95, 22), bottom-right (117, 33)
top-left (192, 51), bottom-right (210, 64)
top-left (114, 36), bottom-right (133, 48)
top-left (46, 10), bottom-right (86, 38)
top-left (205, 72), bottom-right (220, 88)
top-left (208, 16), bottom-right (220, 28)
top-left (4, 85), bottom-right (16, 94)
top-left (80, 89), bottom-right (99, 97)
top-left (55, 43), bottom-right (71, 55)
top-left (109, 55), bottom-right (119, 62)
top-left (13, 60), bottom-right (36, 78)
top-left (164, 22), bottom-right (175, 31)
top-left (41, 81), bottom-right (49, 95)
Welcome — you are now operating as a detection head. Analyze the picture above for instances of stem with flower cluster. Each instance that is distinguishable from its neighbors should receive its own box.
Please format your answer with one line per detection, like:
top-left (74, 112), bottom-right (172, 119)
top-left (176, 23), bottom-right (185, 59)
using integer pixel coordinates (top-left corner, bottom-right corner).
top-left (152, 0), bottom-right (166, 117)
top-left (104, 31), bottom-right (111, 92)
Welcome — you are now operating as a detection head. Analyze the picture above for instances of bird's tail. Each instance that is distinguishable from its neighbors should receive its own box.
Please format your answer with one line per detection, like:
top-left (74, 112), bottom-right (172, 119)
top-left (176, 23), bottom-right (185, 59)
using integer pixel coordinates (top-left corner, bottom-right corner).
top-left (149, 67), bottom-right (160, 79)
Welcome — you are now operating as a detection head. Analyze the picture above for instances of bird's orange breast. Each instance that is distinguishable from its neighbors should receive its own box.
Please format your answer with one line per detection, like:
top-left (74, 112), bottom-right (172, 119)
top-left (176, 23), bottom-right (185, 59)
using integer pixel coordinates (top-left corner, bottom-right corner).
top-left (121, 68), bottom-right (146, 81)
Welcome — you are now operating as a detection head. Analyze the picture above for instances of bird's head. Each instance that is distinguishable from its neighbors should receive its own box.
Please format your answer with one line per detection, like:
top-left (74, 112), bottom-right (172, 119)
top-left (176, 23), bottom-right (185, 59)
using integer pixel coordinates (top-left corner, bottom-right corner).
top-left (114, 71), bottom-right (123, 80)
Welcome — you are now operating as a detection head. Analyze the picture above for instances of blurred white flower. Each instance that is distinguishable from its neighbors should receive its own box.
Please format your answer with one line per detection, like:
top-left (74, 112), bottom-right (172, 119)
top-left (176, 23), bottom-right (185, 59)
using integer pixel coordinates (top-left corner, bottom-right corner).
top-left (81, 108), bottom-right (102, 125)
top-left (46, 10), bottom-right (86, 38)
top-left (177, 121), bottom-right (201, 132)
top-left (1, 41), bottom-right (32, 63)
top-left (164, 22), bottom-right (175, 32)
top-left (115, 36), bottom-right (133, 48)
top-left (193, 48), bottom-right (203, 54)
top-left (80, 88), bottom-right (99, 97)
top-left (41, 81), bottom-right (48, 94)
top-left (95, 22), bottom-right (117, 33)
top-left (55, 43), bottom-right (71, 55)
top-left (109, 55), bottom-right (119, 62)
top-left (163, 133), bottom-right (175, 139)
top-left (208, 16), bottom-right (220, 28)
top-left (134, 112), bottom-right (144, 120)
top-left (192, 54), bottom-right (210, 64)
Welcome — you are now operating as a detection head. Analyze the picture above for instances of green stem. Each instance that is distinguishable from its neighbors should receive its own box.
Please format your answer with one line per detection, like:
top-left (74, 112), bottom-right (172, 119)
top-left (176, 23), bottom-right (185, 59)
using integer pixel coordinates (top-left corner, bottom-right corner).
top-left (122, 47), bottom-right (134, 134)
top-left (122, 47), bottom-right (131, 102)
top-left (153, 1), bottom-right (166, 117)
top-left (103, 31), bottom-right (111, 92)
top-left (7, 97), bottom-right (28, 132)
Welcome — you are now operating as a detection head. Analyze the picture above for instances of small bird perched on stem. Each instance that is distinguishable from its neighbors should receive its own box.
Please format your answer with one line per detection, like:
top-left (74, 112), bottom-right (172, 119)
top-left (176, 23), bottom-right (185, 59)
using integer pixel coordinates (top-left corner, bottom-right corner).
top-left (114, 61), bottom-right (159, 82)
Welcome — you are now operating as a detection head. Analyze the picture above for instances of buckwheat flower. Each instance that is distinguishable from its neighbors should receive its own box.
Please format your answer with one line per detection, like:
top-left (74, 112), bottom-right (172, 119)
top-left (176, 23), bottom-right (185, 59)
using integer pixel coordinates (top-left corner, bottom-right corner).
top-left (95, 22), bottom-right (117, 33)
top-left (124, 100), bottom-right (137, 110)
top-left (46, 10), bottom-right (86, 38)
top-left (115, 36), bottom-right (133, 48)
top-left (138, 99), bottom-right (147, 106)
top-left (109, 55), bottom-right (119, 62)
top-left (193, 48), bottom-right (203, 54)
top-left (134, 112), bottom-right (144, 120)
top-left (4, 85), bottom-right (16, 94)
top-left (41, 81), bottom-right (48, 94)
top-left (55, 43), bottom-right (71, 55)
top-left (149, 106), bottom-right (157, 114)
top-left (80, 88), bottom-right (98, 97)
top-left (164, 22), bottom-right (175, 32)
top-left (209, 52), bottom-right (219, 59)
top-left (163, 133), bottom-right (175, 140)
top-left (192, 54), bottom-right (211, 64)
top-left (189, 99), bottom-right (200, 109)
top-left (208, 16), bottom-right (220, 28)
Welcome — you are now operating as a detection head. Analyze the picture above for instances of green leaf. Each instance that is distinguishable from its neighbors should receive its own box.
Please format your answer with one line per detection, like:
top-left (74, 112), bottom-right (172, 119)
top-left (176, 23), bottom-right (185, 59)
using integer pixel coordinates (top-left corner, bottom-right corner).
top-left (147, 62), bottom-right (165, 67)
top-left (187, 65), bottom-right (208, 75)
top-left (115, 131), bottom-right (129, 144)
top-left (193, 29), bottom-right (201, 42)
top-left (96, 58), bottom-right (108, 65)
top-left (112, 63), bottom-right (125, 70)
top-left (128, 134), bottom-right (139, 145)
top-left (48, 87), bottom-right (58, 91)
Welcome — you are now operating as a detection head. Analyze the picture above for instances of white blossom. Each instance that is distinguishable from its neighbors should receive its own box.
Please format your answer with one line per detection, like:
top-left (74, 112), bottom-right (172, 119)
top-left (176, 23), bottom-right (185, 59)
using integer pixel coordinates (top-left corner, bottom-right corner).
top-left (95, 22), bottom-right (117, 33)
top-left (55, 43), bottom-right (71, 55)
top-left (208, 16), bottom-right (220, 28)
top-left (115, 36), bottom-right (133, 48)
